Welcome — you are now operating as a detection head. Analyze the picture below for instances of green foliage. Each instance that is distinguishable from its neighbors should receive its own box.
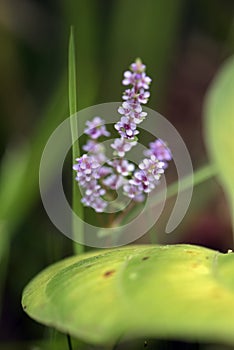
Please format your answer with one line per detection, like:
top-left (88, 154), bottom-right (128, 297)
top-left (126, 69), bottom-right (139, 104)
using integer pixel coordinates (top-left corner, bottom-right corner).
top-left (0, 81), bottom-right (68, 308)
top-left (0, 144), bottom-right (30, 307)
top-left (22, 244), bottom-right (234, 346)
top-left (204, 56), bottom-right (234, 230)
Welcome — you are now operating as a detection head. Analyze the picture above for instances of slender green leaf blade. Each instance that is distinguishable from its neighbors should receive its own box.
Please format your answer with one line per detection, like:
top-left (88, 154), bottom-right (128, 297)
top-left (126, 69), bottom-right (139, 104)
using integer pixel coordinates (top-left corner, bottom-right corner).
top-left (68, 27), bottom-right (84, 253)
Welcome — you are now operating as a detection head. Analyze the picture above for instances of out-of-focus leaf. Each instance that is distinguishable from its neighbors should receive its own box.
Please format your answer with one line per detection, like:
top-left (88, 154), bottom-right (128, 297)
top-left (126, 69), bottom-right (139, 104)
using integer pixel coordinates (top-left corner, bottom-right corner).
top-left (204, 56), bottom-right (234, 229)
top-left (68, 27), bottom-right (84, 254)
top-left (0, 144), bottom-right (30, 228)
top-left (22, 244), bottom-right (234, 346)
top-left (0, 79), bottom-right (68, 234)
top-left (0, 79), bottom-right (68, 308)
top-left (0, 144), bottom-right (30, 307)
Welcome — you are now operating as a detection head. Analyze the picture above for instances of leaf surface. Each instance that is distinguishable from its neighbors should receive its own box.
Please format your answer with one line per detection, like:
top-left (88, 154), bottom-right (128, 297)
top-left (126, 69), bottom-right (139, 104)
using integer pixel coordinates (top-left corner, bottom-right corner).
top-left (22, 244), bottom-right (234, 345)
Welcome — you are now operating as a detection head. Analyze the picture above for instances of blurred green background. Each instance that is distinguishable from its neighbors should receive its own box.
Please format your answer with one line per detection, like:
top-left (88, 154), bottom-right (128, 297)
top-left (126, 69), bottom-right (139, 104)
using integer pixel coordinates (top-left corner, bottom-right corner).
top-left (0, 0), bottom-right (234, 349)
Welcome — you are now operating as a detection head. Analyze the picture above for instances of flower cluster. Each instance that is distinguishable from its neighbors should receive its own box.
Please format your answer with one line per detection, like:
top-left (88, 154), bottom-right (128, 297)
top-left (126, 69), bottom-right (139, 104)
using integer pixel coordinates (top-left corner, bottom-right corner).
top-left (113, 58), bottom-right (151, 149)
top-left (73, 154), bottom-right (107, 212)
top-left (73, 59), bottom-right (172, 212)
top-left (144, 139), bottom-right (172, 161)
top-left (72, 117), bottom-right (111, 212)
top-left (123, 152), bottom-right (169, 202)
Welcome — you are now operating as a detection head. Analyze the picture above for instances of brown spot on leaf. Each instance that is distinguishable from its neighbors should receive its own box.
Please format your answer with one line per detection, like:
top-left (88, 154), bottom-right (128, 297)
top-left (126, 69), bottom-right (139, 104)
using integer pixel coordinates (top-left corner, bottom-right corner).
top-left (103, 270), bottom-right (116, 277)
top-left (191, 263), bottom-right (199, 268)
top-left (186, 250), bottom-right (199, 255)
top-left (23, 305), bottom-right (27, 310)
top-left (142, 256), bottom-right (149, 261)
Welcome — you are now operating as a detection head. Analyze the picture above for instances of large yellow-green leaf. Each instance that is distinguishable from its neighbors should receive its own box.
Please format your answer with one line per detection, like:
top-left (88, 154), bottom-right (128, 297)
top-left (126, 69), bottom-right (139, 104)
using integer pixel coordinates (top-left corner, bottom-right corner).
top-left (204, 56), bottom-right (234, 226)
top-left (22, 244), bottom-right (234, 346)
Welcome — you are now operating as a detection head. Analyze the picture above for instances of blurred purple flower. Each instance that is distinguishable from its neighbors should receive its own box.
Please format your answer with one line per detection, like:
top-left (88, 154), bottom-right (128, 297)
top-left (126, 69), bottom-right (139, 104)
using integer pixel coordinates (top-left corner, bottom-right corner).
top-left (73, 154), bottom-right (107, 211)
top-left (138, 89), bottom-right (150, 104)
top-left (111, 138), bottom-right (136, 157)
top-left (109, 159), bottom-right (135, 176)
top-left (118, 101), bottom-right (141, 116)
top-left (114, 58), bottom-right (151, 145)
top-left (124, 155), bottom-right (167, 201)
top-left (82, 194), bottom-right (107, 212)
top-left (103, 174), bottom-right (126, 190)
top-left (73, 154), bottom-right (100, 179)
top-left (83, 140), bottom-right (107, 164)
top-left (139, 156), bottom-right (165, 180)
top-left (144, 139), bottom-right (172, 162)
top-left (123, 183), bottom-right (145, 202)
top-left (84, 116), bottom-right (110, 139)
top-left (114, 116), bottom-right (139, 139)
top-left (130, 59), bottom-right (146, 72)
top-left (137, 72), bottom-right (152, 89)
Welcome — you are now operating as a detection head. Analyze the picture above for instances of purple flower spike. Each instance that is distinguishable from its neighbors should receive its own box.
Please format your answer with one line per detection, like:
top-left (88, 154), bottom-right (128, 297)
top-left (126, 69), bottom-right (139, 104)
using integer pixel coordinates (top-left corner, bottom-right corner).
top-left (144, 139), bottom-right (172, 162)
top-left (130, 59), bottom-right (146, 73)
top-left (111, 138), bottom-right (136, 157)
top-left (137, 72), bottom-right (152, 90)
top-left (73, 154), bottom-right (108, 212)
top-left (138, 89), bottom-right (150, 104)
top-left (103, 174), bottom-right (126, 190)
top-left (114, 117), bottom-right (139, 139)
top-left (82, 140), bottom-right (98, 152)
top-left (123, 152), bottom-right (169, 201)
top-left (83, 140), bottom-right (107, 164)
top-left (73, 154), bottom-right (100, 176)
top-left (114, 58), bottom-right (151, 144)
top-left (130, 170), bottom-right (155, 194)
top-left (82, 195), bottom-right (107, 212)
top-left (122, 71), bottom-right (135, 86)
top-left (84, 116), bottom-right (110, 139)
top-left (122, 88), bottom-right (135, 101)
top-left (110, 159), bottom-right (135, 176)
top-left (73, 58), bottom-right (172, 213)
top-left (118, 101), bottom-right (141, 116)
top-left (123, 183), bottom-right (142, 199)
top-left (92, 198), bottom-right (108, 212)
top-left (122, 58), bottom-right (151, 90)
top-left (139, 156), bottom-right (165, 181)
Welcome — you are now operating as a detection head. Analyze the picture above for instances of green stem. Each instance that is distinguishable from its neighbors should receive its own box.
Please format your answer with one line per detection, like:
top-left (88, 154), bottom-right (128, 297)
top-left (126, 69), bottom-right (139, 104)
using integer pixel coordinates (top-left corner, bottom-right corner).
top-left (68, 26), bottom-right (84, 254)
top-left (166, 163), bottom-right (218, 201)
top-left (149, 163), bottom-right (218, 243)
